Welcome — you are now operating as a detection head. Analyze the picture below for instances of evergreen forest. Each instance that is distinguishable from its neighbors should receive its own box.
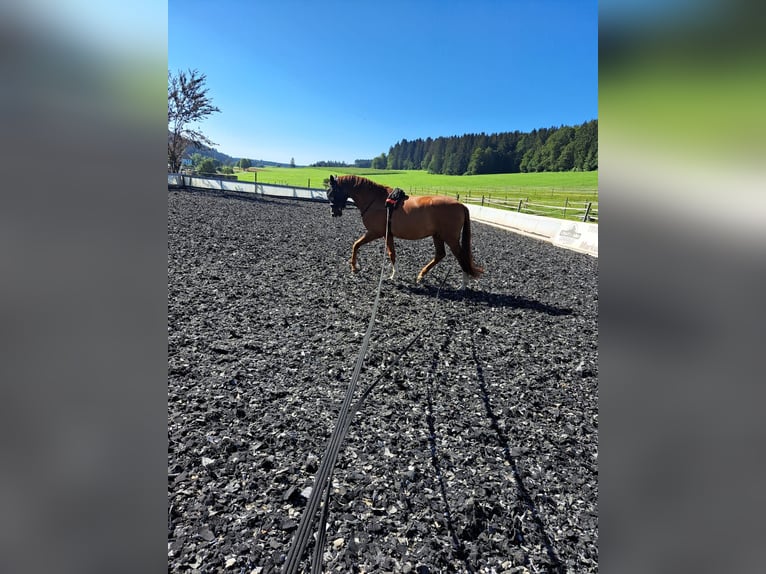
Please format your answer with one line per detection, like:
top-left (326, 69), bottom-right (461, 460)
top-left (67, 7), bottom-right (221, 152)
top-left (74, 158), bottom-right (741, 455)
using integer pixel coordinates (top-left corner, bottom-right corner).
top-left (372, 119), bottom-right (597, 175)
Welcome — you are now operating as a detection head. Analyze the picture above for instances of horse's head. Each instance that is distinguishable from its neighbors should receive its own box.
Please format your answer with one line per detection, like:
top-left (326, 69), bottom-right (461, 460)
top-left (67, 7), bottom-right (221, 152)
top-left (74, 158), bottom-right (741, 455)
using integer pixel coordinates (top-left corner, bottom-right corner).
top-left (327, 175), bottom-right (348, 217)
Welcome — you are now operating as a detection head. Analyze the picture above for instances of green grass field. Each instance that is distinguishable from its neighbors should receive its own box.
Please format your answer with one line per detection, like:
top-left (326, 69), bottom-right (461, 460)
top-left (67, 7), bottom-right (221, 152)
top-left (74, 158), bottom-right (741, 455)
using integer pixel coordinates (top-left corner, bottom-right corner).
top-left (233, 167), bottom-right (599, 221)
top-left (234, 166), bottom-right (597, 191)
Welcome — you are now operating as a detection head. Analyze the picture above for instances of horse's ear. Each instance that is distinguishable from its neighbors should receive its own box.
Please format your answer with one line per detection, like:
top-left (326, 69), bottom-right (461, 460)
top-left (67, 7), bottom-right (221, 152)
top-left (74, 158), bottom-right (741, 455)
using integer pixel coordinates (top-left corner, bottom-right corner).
top-left (329, 175), bottom-right (336, 185)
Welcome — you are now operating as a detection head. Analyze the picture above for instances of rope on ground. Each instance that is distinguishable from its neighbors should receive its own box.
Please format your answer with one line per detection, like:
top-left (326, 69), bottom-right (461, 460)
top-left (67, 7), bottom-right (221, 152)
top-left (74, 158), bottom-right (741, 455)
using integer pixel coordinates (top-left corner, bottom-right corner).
top-left (281, 210), bottom-right (393, 574)
top-left (308, 268), bottom-right (452, 572)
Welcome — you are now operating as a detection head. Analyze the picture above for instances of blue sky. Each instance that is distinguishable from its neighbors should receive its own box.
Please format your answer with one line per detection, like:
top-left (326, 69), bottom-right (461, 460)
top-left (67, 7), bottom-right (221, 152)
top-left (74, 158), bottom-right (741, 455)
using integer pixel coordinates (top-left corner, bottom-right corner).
top-left (169, 0), bottom-right (597, 166)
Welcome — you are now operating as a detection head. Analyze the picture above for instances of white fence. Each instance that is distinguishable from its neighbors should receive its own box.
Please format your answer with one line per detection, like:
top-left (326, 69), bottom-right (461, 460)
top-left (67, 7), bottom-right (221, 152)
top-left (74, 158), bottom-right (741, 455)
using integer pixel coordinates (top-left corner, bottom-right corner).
top-left (168, 174), bottom-right (327, 202)
top-left (169, 174), bottom-right (598, 257)
top-left (406, 186), bottom-right (598, 222)
top-left (460, 194), bottom-right (598, 223)
top-left (466, 204), bottom-right (598, 257)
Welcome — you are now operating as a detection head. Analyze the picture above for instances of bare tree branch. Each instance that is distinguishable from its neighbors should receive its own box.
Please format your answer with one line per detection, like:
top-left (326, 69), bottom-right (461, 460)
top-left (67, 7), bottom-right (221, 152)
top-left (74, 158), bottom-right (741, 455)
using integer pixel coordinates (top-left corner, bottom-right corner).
top-left (168, 69), bottom-right (220, 172)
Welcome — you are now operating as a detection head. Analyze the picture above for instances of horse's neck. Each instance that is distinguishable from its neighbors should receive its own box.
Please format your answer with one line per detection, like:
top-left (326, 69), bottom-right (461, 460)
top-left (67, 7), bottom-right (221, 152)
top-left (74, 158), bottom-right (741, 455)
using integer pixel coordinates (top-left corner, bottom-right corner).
top-left (352, 189), bottom-right (383, 209)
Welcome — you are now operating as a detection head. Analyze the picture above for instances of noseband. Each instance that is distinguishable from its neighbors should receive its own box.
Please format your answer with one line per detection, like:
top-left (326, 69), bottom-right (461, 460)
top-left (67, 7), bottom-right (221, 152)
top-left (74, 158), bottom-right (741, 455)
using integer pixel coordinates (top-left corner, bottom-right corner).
top-left (328, 187), bottom-right (348, 214)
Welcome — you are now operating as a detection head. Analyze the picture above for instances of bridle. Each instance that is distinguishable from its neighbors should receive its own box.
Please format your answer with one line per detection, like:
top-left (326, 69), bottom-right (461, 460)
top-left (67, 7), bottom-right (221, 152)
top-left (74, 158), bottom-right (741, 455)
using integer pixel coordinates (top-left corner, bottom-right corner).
top-left (328, 183), bottom-right (378, 218)
top-left (327, 186), bottom-right (349, 217)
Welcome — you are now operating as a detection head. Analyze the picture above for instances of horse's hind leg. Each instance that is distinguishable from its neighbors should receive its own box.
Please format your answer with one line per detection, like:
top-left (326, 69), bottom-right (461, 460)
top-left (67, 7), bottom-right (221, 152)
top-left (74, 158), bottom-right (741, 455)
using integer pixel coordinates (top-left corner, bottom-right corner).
top-left (417, 236), bottom-right (446, 283)
top-left (386, 233), bottom-right (397, 280)
top-left (444, 238), bottom-right (469, 289)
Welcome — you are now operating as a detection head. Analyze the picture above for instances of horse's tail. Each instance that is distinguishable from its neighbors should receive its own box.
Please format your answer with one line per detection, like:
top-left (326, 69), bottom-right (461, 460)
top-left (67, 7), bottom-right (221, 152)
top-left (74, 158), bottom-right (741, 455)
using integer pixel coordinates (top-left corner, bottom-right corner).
top-left (460, 205), bottom-right (484, 278)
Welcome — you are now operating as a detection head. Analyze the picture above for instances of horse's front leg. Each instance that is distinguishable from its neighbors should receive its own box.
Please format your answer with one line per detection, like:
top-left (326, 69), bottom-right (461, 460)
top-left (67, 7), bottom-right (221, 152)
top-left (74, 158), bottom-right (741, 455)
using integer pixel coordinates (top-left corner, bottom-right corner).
top-left (350, 231), bottom-right (382, 273)
top-left (385, 233), bottom-right (397, 280)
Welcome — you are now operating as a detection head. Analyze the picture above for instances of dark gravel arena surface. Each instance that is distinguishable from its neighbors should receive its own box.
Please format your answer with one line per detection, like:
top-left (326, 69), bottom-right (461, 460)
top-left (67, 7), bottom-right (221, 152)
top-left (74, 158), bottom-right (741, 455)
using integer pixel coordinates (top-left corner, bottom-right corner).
top-left (168, 188), bottom-right (599, 573)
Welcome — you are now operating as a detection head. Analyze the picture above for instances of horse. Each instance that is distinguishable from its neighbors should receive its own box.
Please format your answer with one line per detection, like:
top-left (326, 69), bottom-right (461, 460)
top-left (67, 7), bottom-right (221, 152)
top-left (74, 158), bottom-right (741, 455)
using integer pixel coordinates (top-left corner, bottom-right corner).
top-left (327, 174), bottom-right (483, 287)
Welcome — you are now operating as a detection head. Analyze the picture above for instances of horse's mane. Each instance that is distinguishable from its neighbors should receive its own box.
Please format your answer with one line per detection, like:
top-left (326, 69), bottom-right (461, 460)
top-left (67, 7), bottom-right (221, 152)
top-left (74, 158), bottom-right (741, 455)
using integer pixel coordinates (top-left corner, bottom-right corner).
top-left (336, 175), bottom-right (390, 196)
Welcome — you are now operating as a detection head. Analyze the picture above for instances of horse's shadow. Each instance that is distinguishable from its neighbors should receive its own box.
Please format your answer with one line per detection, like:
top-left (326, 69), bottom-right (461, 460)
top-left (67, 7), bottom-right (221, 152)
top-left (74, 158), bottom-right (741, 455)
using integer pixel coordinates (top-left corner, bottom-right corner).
top-left (393, 282), bottom-right (572, 317)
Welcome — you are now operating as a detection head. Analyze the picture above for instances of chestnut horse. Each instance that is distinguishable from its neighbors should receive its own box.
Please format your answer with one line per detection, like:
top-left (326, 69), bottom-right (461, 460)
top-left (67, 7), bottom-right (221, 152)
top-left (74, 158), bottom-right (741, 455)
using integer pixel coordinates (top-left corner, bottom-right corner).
top-left (327, 175), bottom-right (483, 287)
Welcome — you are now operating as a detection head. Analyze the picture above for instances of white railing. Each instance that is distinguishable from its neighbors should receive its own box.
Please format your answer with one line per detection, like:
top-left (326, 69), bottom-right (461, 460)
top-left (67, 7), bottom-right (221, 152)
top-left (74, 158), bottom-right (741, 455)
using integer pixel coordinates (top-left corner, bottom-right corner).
top-left (465, 204), bottom-right (598, 257)
top-left (461, 194), bottom-right (598, 223)
top-left (167, 173), bottom-right (327, 202)
top-left (169, 174), bottom-right (598, 257)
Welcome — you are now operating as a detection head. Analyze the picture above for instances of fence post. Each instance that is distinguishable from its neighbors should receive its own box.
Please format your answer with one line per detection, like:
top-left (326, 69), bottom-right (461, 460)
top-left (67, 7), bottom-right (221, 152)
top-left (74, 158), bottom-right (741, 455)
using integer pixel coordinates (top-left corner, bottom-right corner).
top-left (517, 199), bottom-right (522, 212)
top-left (308, 178), bottom-right (310, 188)
top-left (583, 202), bottom-right (592, 222)
top-left (481, 195), bottom-right (485, 206)
top-left (563, 197), bottom-right (569, 219)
